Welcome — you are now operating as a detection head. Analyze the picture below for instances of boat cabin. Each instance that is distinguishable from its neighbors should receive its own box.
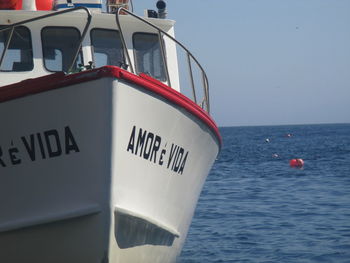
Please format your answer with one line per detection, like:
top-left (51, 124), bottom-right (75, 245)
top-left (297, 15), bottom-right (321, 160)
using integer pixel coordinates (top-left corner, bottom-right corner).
top-left (0, 0), bottom-right (210, 112)
top-left (0, 9), bottom-right (178, 86)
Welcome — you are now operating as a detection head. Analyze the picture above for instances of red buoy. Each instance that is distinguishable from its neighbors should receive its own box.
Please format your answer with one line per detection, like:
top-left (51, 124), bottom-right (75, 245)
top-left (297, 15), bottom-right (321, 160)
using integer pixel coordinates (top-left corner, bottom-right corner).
top-left (35, 0), bottom-right (54, 10)
top-left (1, 0), bottom-right (54, 10)
top-left (289, 158), bottom-right (304, 168)
top-left (0, 0), bottom-right (19, 9)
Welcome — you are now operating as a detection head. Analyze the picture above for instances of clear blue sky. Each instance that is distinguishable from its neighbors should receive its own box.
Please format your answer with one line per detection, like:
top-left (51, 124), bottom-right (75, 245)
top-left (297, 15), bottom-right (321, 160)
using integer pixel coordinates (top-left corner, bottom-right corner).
top-left (134, 0), bottom-right (350, 127)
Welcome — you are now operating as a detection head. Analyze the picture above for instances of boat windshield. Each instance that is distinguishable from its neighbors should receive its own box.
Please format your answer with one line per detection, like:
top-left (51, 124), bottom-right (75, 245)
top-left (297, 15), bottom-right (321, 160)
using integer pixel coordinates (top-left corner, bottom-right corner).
top-left (0, 26), bottom-right (34, 72)
top-left (90, 28), bottom-right (125, 68)
top-left (42, 26), bottom-right (83, 72)
top-left (133, 32), bottom-right (166, 82)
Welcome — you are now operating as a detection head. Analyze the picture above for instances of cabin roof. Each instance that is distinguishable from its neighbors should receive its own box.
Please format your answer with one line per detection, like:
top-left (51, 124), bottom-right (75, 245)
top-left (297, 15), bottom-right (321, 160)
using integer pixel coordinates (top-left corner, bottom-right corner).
top-left (0, 9), bottom-right (175, 32)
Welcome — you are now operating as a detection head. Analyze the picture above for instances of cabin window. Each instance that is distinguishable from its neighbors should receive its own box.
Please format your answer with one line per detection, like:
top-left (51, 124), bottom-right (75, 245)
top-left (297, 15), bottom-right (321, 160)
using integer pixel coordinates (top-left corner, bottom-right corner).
top-left (42, 27), bottom-right (83, 72)
top-left (0, 26), bottom-right (33, 72)
top-left (90, 28), bottom-right (125, 68)
top-left (133, 33), bottom-right (166, 81)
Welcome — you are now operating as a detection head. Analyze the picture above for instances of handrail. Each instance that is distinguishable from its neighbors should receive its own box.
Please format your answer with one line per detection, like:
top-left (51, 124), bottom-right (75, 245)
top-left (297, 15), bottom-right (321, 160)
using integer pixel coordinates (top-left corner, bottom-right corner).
top-left (0, 7), bottom-right (92, 73)
top-left (115, 8), bottom-right (134, 74)
top-left (115, 8), bottom-right (210, 113)
top-left (158, 31), bottom-right (171, 88)
top-left (0, 27), bottom-right (14, 69)
top-left (129, 0), bottom-right (134, 12)
top-left (0, 6), bottom-right (210, 112)
top-left (187, 53), bottom-right (197, 104)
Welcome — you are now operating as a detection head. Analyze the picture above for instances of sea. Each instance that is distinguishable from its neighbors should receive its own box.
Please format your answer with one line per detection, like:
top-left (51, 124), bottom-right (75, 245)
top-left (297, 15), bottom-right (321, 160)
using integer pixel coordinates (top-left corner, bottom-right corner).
top-left (179, 123), bottom-right (350, 263)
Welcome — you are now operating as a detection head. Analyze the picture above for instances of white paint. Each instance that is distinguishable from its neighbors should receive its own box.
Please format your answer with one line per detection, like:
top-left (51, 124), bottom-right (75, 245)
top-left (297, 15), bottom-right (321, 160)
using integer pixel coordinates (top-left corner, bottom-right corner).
top-left (0, 77), bottom-right (219, 262)
top-left (0, 6), bottom-right (218, 262)
top-left (22, 0), bottom-right (37, 10)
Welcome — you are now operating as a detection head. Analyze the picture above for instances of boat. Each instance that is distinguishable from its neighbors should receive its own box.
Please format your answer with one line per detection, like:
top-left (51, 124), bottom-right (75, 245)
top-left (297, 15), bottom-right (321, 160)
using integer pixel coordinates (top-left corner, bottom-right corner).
top-left (0, 0), bottom-right (221, 262)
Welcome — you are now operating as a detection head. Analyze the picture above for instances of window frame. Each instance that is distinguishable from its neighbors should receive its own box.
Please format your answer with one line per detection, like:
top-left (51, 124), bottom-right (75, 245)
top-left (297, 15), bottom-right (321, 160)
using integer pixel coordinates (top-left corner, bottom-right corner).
top-left (41, 26), bottom-right (84, 73)
top-left (0, 25), bottom-right (34, 72)
top-left (132, 32), bottom-right (167, 82)
top-left (90, 27), bottom-right (125, 68)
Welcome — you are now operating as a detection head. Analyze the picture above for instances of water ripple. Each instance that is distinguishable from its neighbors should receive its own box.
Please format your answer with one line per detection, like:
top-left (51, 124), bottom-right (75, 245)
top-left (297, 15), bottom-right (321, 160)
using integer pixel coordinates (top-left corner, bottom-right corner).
top-left (180, 124), bottom-right (350, 263)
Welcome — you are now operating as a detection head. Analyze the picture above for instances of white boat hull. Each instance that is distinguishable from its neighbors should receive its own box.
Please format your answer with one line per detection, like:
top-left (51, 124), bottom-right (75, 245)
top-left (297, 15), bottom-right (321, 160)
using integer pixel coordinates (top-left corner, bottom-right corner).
top-left (0, 67), bottom-right (220, 262)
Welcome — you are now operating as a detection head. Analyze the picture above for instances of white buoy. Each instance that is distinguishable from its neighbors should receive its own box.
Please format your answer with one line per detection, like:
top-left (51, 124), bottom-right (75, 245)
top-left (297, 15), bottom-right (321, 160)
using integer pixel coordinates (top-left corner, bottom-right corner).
top-left (22, 0), bottom-right (37, 10)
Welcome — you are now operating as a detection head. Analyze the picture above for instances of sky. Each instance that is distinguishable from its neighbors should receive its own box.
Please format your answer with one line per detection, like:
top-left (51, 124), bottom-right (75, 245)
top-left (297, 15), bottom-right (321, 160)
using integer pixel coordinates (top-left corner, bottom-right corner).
top-left (134, 0), bottom-right (350, 127)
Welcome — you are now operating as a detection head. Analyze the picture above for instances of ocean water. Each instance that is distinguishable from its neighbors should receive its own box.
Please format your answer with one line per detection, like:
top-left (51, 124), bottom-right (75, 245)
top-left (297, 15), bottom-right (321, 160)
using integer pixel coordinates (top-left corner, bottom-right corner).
top-left (179, 123), bottom-right (350, 263)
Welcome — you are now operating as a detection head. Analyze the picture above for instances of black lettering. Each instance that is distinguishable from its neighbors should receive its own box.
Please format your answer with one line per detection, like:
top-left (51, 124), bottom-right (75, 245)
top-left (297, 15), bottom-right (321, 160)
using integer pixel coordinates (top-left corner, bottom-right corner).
top-left (126, 127), bottom-right (187, 173)
top-left (127, 126), bottom-right (136, 153)
top-left (178, 151), bottom-right (188, 175)
top-left (21, 134), bottom-right (36, 161)
top-left (150, 135), bottom-right (161, 163)
top-left (44, 129), bottom-right (62, 158)
top-left (171, 146), bottom-right (180, 170)
top-left (173, 148), bottom-right (184, 172)
top-left (65, 126), bottom-right (80, 154)
top-left (143, 133), bottom-right (154, 160)
top-left (159, 149), bottom-right (166, 166)
top-left (167, 144), bottom-right (177, 169)
top-left (37, 133), bottom-right (46, 159)
top-left (9, 146), bottom-right (21, 165)
top-left (0, 147), bottom-right (6, 167)
top-left (136, 128), bottom-right (147, 156)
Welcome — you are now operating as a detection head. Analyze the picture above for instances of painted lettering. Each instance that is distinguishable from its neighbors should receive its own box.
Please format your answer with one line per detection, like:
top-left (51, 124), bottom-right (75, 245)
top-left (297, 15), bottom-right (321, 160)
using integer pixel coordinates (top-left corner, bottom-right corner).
top-left (167, 144), bottom-right (177, 169)
top-left (9, 145), bottom-right (21, 165)
top-left (178, 151), bottom-right (188, 175)
top-left (136, 128), bottom-right (147, 156)
top-left (143, 132), bottom-right (154, 160)
top-left (44, 129), bottom-right (62, 158)
top-left (65, 126), bottom-right (80, 154)
top-left (21, 134), bottom-right (36, 161)
top-left (37, 133), bottom-right (46, 159)
top-left (0, 147), bottom-right (6, 167)
top-left (150, 135), bottom-right (161, 163)
top-left (173, 148), bottom-right (184, 172)
top-left (126, 126), bottom-right (190, 175)
top-left (127, 126), bottom-right (136, 154)
top-left (1, 126), bottom-right (80, 168)
top-left (127, 126), bottom-right (163, 164)
top-left (159, 149), bottom-right (166, 165)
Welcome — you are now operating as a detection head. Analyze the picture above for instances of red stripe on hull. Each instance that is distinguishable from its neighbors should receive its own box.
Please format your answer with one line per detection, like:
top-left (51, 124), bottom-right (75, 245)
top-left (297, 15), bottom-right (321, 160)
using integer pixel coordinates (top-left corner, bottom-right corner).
top-left (0, 66), bottom-right (222, 145)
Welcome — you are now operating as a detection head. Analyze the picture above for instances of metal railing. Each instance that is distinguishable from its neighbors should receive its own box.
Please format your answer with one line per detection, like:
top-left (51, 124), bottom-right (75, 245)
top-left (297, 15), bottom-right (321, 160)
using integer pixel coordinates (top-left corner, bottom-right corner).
top-left (115, 8), bottom-right (210, 113)
top-left (0, 6), bottom-right (210, 112)
top-left (0, 7), bottom-right (92, 74)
